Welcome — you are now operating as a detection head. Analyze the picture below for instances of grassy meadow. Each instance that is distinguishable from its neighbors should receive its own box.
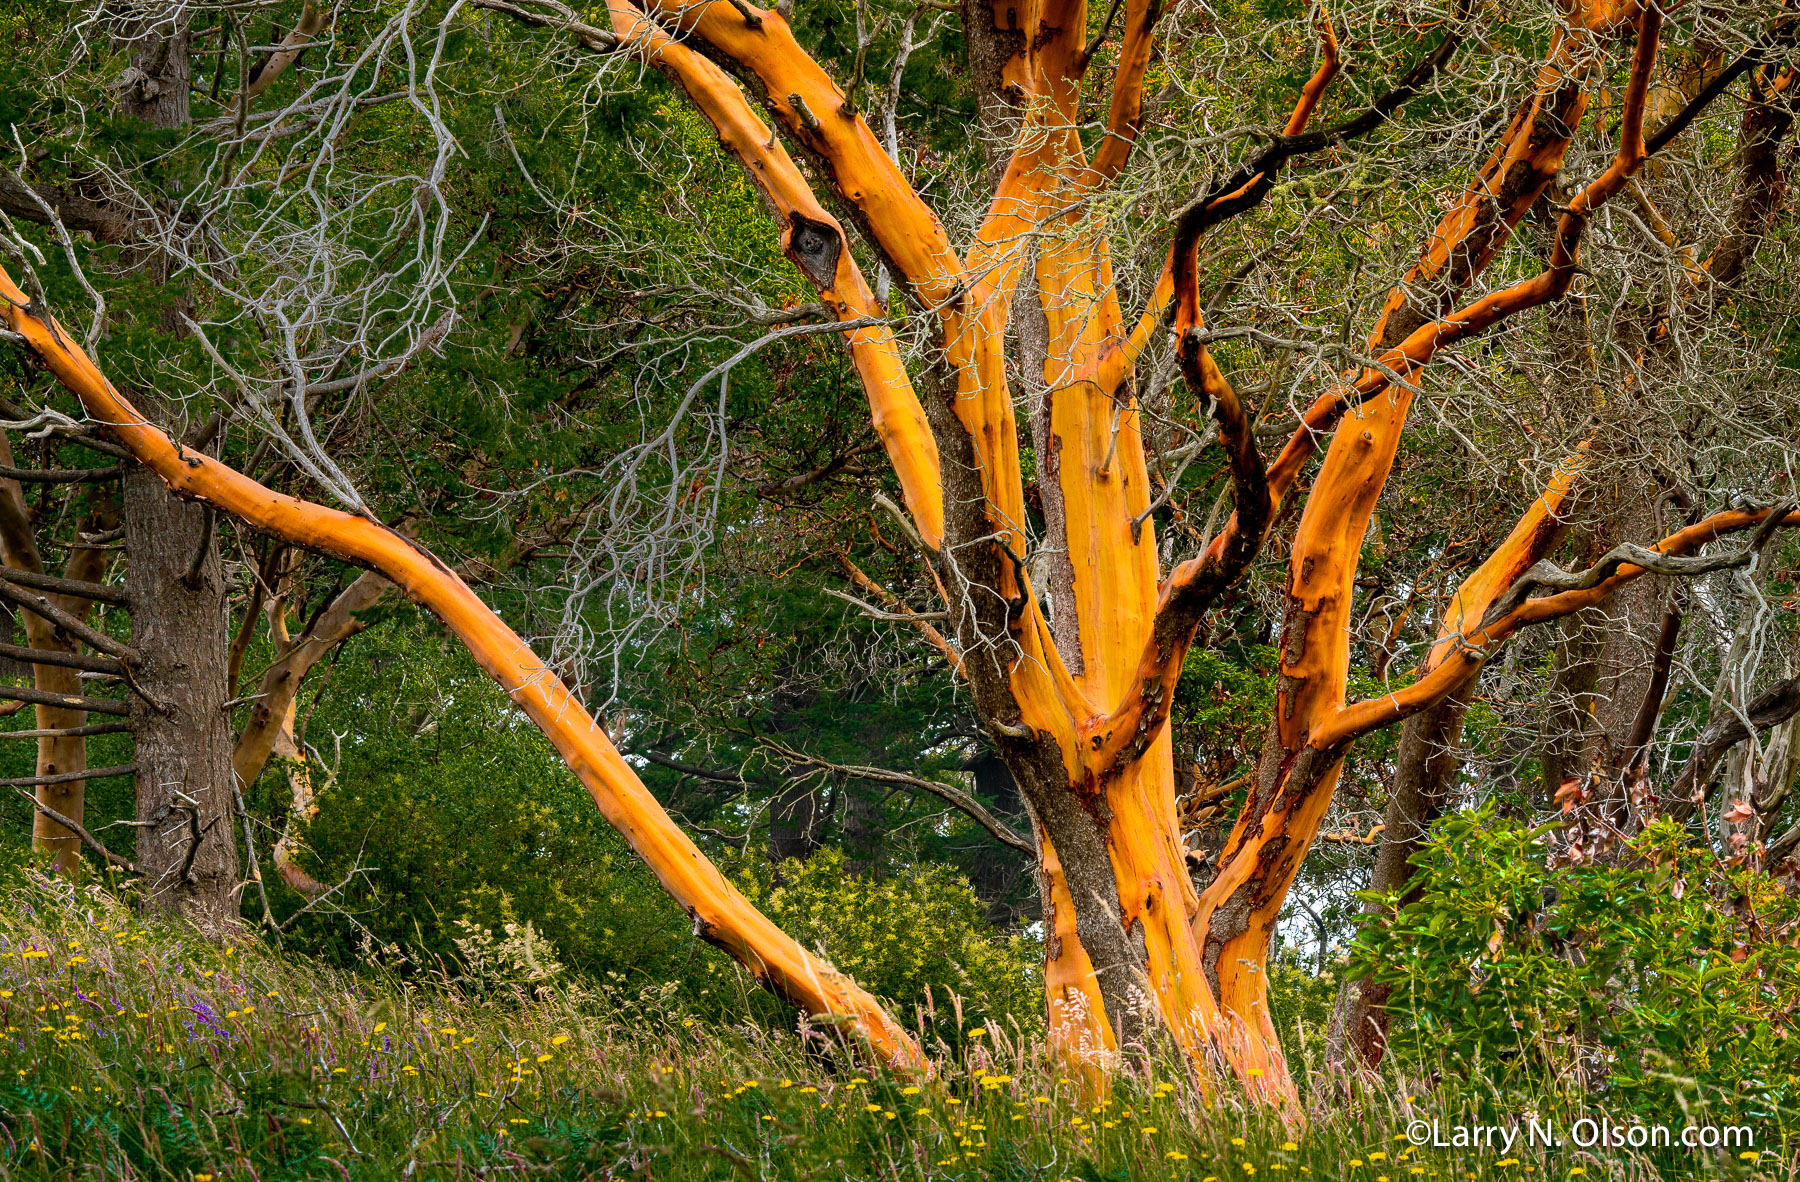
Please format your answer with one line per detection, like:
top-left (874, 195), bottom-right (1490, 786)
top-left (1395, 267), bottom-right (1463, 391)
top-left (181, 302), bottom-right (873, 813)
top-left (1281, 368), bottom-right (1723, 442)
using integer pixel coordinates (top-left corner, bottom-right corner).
top-left (0, 872), bottom-right (1790, 1181)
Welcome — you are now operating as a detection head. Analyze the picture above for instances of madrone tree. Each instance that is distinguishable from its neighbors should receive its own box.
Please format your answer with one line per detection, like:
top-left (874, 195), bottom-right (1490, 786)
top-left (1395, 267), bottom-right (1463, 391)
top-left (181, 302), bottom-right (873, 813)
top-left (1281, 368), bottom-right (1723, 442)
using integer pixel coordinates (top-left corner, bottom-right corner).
top-left (5, 0), bottom-right (1800, 1100)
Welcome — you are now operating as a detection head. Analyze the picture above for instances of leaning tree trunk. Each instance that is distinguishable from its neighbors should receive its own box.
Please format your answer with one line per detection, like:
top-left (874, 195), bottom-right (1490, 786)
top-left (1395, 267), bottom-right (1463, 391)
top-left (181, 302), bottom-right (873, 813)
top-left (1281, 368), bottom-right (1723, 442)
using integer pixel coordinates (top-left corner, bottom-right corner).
top-left (124, 467), bottom-right (239, 930)
top-left (6, 278), bottom-right (925, 1069)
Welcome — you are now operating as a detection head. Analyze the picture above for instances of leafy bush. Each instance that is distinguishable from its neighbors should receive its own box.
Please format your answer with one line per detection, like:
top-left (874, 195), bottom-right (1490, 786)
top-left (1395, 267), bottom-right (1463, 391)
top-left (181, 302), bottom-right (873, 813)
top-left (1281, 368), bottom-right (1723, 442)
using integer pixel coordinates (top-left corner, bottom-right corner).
top-left (1265, 952), bottom-right (1341, 1081)
top-left (251, 614), bottom-right (720, 996)
top-left (1350, 807), bottom-right (1800, 1127)
top-left (744, 848), bottom-right (1043, 1037)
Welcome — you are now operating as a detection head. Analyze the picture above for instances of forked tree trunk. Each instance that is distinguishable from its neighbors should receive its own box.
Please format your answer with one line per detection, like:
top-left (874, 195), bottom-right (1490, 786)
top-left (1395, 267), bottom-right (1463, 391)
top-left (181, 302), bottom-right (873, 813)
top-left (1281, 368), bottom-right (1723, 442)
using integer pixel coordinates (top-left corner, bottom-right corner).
top-left (124, 467), bottom-right (239, 930)
top-left (11, 0), bottom-right (1782, 1096)
top-left (1336, 58), bottom-right (1797, 1060)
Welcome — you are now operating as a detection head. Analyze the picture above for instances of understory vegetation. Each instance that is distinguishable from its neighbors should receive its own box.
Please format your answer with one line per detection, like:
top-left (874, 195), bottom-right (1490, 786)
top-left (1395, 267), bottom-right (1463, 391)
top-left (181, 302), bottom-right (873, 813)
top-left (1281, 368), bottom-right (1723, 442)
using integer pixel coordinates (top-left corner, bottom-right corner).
top-left (0, 874), bottom-right (1791, 1181)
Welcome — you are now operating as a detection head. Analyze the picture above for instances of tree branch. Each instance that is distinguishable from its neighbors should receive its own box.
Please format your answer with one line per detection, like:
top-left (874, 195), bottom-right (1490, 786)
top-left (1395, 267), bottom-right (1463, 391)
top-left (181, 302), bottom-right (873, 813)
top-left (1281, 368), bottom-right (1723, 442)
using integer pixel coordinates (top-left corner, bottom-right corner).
top-left (0, 763), bottom-right (133, 788)
top-left (0, 578), bottom-right (138, 663)
top-left (0, 564), bottom-right (127, 605)
top-left (1317, 504), bottom-right (1800, 750)
top-left (0, 640), bottom-right (124, 676)
top-left (0, 683), bottom-right (129, 716)
top-left (14, 788), bottom-right (135, 872)
top-left (760, 738), bottom-right (1034, 855)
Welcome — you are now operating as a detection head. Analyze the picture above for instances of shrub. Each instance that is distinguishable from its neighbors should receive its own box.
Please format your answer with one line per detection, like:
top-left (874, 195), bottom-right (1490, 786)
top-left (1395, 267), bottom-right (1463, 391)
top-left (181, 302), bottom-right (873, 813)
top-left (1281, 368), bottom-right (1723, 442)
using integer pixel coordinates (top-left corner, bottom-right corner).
top-left (744, 848), bottom-right (1043, 1038)
top-left (251, 615), bottom-right (716, 996)
top-left (1349, 807), bottom-right (1800, 1128)
top-left (1265, 951), bottom-right (1340, 1081)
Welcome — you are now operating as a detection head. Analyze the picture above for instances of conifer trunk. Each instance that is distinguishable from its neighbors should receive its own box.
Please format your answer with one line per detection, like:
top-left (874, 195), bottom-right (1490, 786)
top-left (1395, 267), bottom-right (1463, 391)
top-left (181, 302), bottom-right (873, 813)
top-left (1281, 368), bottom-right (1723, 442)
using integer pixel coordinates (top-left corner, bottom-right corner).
top-left (125, 466), bottom-right (239, 930)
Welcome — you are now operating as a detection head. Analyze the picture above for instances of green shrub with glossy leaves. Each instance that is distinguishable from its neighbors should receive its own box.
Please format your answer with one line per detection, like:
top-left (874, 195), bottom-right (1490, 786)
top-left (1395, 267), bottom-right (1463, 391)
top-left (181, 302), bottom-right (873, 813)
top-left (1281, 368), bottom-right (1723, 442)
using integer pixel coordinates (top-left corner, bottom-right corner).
top-left (1350, 807), bottom-right (1800, 1130)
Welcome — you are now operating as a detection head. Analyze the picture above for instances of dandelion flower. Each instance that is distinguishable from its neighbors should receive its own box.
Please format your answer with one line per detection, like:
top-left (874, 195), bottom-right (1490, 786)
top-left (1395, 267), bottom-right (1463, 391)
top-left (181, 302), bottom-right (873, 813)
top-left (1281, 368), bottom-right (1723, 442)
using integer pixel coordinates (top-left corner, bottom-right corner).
top-left (1283, 1142), bottom-right (1299, 1152)
top-left (551, 1034), bottom-right (570, 1046)
top-left (1165, 1151), bottom-right (1188, 1161)
top-left (1141, 1127), bottom-right (1158, 1134)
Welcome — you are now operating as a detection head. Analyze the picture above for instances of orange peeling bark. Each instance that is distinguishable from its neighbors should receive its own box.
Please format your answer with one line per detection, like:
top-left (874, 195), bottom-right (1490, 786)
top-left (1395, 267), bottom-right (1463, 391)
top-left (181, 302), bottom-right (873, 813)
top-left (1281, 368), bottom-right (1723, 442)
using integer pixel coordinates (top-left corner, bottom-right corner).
top-left (607, 0), bottom-right (943, 548)
top-left (0, 269), bottom-right (926, 1073)
top-left (1190, 8), bottom-right (1658, 1090)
